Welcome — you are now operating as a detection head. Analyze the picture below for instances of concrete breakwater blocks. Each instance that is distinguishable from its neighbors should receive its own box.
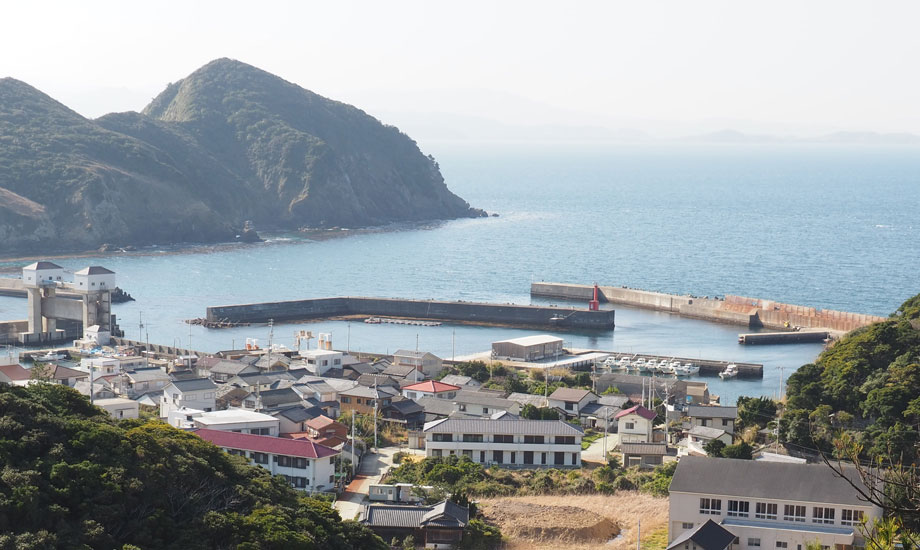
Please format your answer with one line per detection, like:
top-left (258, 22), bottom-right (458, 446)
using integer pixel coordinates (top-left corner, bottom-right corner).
top-left (206, 297), bottom-right (616, 330)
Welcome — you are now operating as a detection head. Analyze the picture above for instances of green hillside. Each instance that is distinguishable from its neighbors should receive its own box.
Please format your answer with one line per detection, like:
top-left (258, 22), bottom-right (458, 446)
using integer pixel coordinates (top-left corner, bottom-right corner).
top-left (0, 59), bottom-right (482, 255)
top-left (781, 294), bottom-right (920, 458)
top-left (0, 383), bottom-right (386, 550)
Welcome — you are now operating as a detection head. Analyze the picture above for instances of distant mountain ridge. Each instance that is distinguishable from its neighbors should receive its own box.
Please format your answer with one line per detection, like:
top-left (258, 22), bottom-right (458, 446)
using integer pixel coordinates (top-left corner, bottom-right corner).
top-left (0, 58), bottom-right (483, 255)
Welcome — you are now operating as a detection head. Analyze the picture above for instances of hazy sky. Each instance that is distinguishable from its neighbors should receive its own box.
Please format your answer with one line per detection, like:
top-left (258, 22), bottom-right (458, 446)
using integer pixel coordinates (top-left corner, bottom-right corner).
top-left (3, 1), bottom-right (919, 137)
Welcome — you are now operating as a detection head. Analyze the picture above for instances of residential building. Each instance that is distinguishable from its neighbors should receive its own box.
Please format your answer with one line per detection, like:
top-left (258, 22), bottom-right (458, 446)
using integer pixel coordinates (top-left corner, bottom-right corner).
top-left (392, 350), bottom-right (444, 379)
top-left (548, 387), bottom-right (598, 417)
top-left (299, 349), bottom-right (343, 376)
top-left (302, 415), bottom-right (347, 446)
top-left (94, 397), bottom-right (140, 419)
top-left (451, 390), bottom-right (520, 417)
top-left (191, 409), bottom-right (281, 435)
top-left (688, 406), bottom-right (738, 436)
top-left (0, 363), bottom-right (31, 386)
top-left (46, 364), bottom-right (88, 386)
top-left (615, 405), bottom-right (656, 443)
top-left (273, 405), bottom-right (325, 434)
top-left (159, 378), bottom-right (217, 417)
top-left (621, 442), bottom-right (668, 468)
top-left (361, 499), bottom-right (469, 549)
top-left (382, 397), bottom-right (426, 428)
top-left (491, 335), bottom-right (563, 362)
top-left (115, 367), bottom-right (170, 397)
top-left (380, 363), bottom-right (424, 381)
top-left (402, 380), bottom-right (460, 400)
top-left (666, 519), bottom-right (736, 550)
top-left (194, 428), bottom-right (338, 492)
top-left (423, 418), bottom-right (583, 467)
top-left (439, 374), bottom-right (481, 389)
top-left (668, 457), bottom-right (883, 550)
top-left (206, 358), bottom-right (259, 383)
top-left (685, 426), bottom-right (733, 450)
top-left (241, 387), bottom-right (304, 412)
top-left (339, 385), bottom-right (398, 415)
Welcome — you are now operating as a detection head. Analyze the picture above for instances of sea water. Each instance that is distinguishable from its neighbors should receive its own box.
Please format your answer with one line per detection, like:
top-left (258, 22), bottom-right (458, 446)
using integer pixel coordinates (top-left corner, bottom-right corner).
top-left (1, 143), bottom-right (917, 404)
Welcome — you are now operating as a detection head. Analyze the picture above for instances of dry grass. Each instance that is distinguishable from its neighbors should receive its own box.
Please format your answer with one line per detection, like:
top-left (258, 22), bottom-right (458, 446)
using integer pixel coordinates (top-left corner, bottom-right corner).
top-left (478, 491), bottom-right (668, 550)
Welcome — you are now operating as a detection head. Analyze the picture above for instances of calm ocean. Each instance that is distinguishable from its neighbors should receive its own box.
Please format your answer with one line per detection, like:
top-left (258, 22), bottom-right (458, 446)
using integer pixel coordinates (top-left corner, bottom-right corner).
top-left (2, 143), bottom-right (918, 403)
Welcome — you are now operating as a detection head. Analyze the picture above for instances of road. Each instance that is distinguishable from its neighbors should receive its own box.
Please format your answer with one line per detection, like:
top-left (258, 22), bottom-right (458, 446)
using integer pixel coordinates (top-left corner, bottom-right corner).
top-left (581, 433), bottom-right (620, 464)
top-left (334, 446), bottom-right (402, 520)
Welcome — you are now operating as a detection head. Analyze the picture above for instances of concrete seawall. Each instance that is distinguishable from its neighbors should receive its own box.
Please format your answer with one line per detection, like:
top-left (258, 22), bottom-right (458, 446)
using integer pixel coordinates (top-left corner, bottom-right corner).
top-left (207, 297), bottom-right (616, 330)
top-left (532, 282), bottom-right (884, 333)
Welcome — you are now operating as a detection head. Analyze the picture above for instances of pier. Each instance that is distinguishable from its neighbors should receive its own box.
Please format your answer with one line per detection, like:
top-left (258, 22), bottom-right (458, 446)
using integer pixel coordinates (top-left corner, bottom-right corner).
top-left (531, 282), bottom-right (884, 333)
top-left (738, 330), bottom-right (829, 345)
top-left (205, 296), bottom-right (616, 330)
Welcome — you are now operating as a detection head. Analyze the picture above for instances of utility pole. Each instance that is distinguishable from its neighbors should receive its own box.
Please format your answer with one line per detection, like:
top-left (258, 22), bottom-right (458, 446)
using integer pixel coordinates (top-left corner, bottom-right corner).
top-left (451, 329), bottom-right (455, 362)
top-left (350, 414), bottom-right (356, 479)
top-left (373, 380), bottom-right (378, 453)
top-left (637, 520), bottom-right (641, 550)
top-left (145, 330), bottom-right (149, 369)
top-left (603, 406), bottom-right (609, 462)
top-left (267, 318), bottom-right (274, 371)
top-left (347, 323), bottom-right (351, 354)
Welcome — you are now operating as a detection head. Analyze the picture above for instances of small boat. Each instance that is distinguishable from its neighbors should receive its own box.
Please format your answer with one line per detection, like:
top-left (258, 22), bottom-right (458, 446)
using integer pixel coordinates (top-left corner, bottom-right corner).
top-left (674, 362), bottom-right (700, 376)
top-left (617, 357), bottom-right (631, 370)
top-left (719, 364), bottom-right (739, 379)
top-left (36, 351), bottom-right (67, 362)
top-left (632, 358), bottom-right (646, 371)
top-left (657, 359), bottom-right (670, 373)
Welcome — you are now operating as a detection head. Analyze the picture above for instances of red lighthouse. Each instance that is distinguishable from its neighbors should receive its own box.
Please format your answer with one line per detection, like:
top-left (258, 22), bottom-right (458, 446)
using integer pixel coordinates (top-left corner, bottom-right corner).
top-left (589, 283), bottom-right (600, 311)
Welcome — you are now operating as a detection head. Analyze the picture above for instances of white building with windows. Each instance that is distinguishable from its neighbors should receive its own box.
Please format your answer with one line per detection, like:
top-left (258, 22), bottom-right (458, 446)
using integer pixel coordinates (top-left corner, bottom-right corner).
top-left (185, 409), bottom-right (281, 435)
top-left (299, 349), bottom-right (344, 376)
top-left (668, 457), bottom-right (883, 550)
top-left (616, 405), bottom-right (656, 443)
top-left (194, 428), bottom-right (339, 492)
top-left (159, 378), bottom-right (217, 418)
top-left (423, 418), bottom-right (583, 467)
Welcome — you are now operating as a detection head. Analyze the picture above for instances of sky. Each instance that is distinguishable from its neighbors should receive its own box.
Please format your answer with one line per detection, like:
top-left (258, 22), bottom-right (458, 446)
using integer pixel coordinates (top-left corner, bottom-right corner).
top-left (2, 1), bottom-right (919, 138)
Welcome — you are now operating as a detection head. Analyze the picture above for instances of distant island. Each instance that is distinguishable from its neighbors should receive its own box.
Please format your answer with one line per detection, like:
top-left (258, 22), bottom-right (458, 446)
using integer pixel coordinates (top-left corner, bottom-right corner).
top-left (0, 58), bottom-right (485, 256)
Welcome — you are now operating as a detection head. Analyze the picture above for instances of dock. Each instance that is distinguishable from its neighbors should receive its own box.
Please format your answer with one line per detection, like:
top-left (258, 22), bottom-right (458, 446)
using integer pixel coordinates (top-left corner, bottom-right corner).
top-left (738, 330), bottom-right (829, 345)
top-left (585, 351), bottom-right (763, 378)
top-left (205, 296), bottom-right (616, 330)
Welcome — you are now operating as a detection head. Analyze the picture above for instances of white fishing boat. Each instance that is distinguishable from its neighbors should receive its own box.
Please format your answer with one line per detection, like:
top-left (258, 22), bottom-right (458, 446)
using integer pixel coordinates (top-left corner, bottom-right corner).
top-left (674, 362), bottom-right (700, 376)
top-left (657, 359), bottom-right (670, 372)
top-left (602, 356), bottom-right (618, 368)
top-left (35, 351), bottom-right (67, 362)
top-left (617, 356), bottom-right (631, 370)
top-left (632, 357), bottom-right (646, 371)
top-left (719, 364), bottom-right (739, 379)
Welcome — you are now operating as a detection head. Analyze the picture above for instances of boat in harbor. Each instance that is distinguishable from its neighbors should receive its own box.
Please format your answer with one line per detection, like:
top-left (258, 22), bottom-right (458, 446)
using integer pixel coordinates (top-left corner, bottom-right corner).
top-left (35, 351), bottom-right (68, 362)
top-left (719, 364), bottom-right (739, 379)
top-left (673, 362), bottom-right (700, 376)
top-left (617, 356), bottom-right (631, 370)
top-left (632, 358), bottom-right (646, 371)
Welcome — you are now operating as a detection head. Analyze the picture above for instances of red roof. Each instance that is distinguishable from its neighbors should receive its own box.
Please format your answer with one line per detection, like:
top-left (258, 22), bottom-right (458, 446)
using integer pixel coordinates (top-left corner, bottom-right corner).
top-left (402, 380), bottom-right (460, 393)
top-left (194, 428), bottom-right (339, 459)
top-left (614, 405), bottom-right (657, 420)
top-left (0, 364), bottom-right (29, 381)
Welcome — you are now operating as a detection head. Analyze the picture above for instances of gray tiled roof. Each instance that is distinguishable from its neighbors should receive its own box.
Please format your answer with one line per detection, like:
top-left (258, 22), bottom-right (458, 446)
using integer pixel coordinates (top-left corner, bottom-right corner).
top-left (440, 374), bottom-right (480, 386)
top-left (416, 396), bottom-right (455, 416)
top-left (669, 456), bottom-right (874, 506)
top-left (451, 390), bottom-right (516, 409)
top-left (579, 402), bottom-right (622, 418)
top-left (598, 395), bottom-right (630, 407)
top-left (666, 519), bottom-right (735, 550)
top-left (208, 360), bottom-right (254, 375)
top-left (423, 418), bottom-right (584, 435)
top-left (688, 425), bottom-right (727, 439)
top-left (548, 387), bottom-right (595, 402)
top-left (688, 405), bottom-right (738, 419)
top-left (170, 378), bottom-right (217, 392)
top-left (620, 442), bottom-right (668, 456)
top-left (254, 388), bottom-right (302, 407)
top-left (506, 392), bottom-right (549, 407)
top-left (362, 500), bottom-right (467, 529)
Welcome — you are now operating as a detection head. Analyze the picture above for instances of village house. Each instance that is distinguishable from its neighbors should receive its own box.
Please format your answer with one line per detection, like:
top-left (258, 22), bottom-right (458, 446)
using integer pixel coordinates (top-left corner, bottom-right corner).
top-left (241, 387), bottom-right (304, 412)
top-left (451, 389), bottom-right (520, 417)
top-left (439, 374), bottom-right (481, 389)
top-left (0, 363), bottom-right (31, 386)
top-left (339, 385), bottom-right (398, 415)
top-left (205, 358), bottom-right (259, 383)
top-left (423, 417), bottom-right (583, 467)
top-left (194, 428), bottom-right (338, 492)
top-left (615, 405), bottom-right (656, 443)
top-left (687, 405), bottom-right (738, 436)
top-left (299, 349), bottom-right (344, 376)
top-left (273, 405), bottom-right (326, 434)
top-left (94, 397), bottom-right (140, 419)
top-left (392, 349), bottom-right (444, 378)
top-left (620, 442), bottom-right (668, 468)
top-left (114, 367), bottom-right (170, 397)
top-left (547, 387), bottom-right (598, 418)
top-left (402, 380), bottom-right (460, 400)
top-left (361, 500), bottom-right (469, 549)
top-left (668, 457), bottom-right (883, 550)
top-left (189, 409), bottom-right (281, 435)
top-left (159, 378), bottom-right (217, 417)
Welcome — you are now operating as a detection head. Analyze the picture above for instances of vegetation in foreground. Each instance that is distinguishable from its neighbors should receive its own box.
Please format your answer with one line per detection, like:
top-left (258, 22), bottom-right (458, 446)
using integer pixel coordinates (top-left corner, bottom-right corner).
top-left (0, 384), bottom-right (386, 550)
top-left (385, 454), bottom-right (676, 499)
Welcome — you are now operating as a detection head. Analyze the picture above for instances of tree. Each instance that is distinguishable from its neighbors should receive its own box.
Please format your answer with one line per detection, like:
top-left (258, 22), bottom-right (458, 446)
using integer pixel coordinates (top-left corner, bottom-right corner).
top-left (520, 404), bottom-right (559, 420)
top-left (736, 396), bottom-right (777, 430)
top-left (704, 439), bottom-right (726, 457)
top-left (721, 442), bottom-right (753, 460)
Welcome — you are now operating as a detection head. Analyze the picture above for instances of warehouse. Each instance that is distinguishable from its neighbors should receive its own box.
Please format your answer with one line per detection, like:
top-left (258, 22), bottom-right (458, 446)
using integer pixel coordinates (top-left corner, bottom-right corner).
top-left (491, 334), bottom-right (563, 362)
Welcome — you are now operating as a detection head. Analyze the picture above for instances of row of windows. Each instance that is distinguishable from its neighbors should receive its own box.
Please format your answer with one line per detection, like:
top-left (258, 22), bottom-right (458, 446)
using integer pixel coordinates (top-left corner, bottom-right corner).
top-left (432, 448), bottom-right (577, 465)
top-left (431, 433), bottom-right (577, 444)
top-left (698, 498), bottom-right (864, 526)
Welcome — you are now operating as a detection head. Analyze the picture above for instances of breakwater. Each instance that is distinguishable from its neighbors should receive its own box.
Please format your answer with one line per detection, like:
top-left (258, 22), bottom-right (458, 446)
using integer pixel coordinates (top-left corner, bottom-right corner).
top-left (531, 283), bottom-right (885, 333)
top-left (738, 330), bottom-right (829, 345)
top-left (206, 297), bottom-right (616, 330)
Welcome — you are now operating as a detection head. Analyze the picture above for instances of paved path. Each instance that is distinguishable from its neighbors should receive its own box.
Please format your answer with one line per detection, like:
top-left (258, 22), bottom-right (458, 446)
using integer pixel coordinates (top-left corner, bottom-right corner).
top-left (334, 446), bottom-right (401, 520)
top-left (581, 433), bottom-right (620, 464)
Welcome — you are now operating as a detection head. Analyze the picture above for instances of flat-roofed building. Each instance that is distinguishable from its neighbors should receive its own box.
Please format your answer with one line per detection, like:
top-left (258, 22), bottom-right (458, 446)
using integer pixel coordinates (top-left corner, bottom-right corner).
top-left (191, 408), bottom-right (281, 435)
top-left (491, 335), bottom-right (563, 362)
top-left (668, 457), bottom-right (883, 550)
top-left (423, 417), bottom-right (583, 467)
top-left (94, 397), bottom-right (140, 419)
